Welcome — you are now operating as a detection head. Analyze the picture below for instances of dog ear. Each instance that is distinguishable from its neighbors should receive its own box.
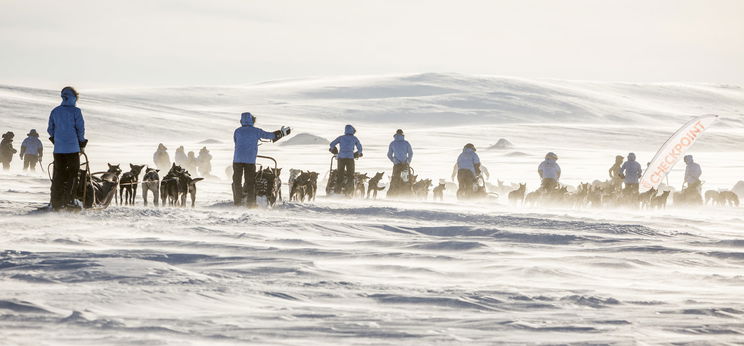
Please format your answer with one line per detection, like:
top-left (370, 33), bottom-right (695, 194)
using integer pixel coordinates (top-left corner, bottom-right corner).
top-left (108, 163), bottom-right (112, 168)
top-left (156, 169), bottom-right (160, 173)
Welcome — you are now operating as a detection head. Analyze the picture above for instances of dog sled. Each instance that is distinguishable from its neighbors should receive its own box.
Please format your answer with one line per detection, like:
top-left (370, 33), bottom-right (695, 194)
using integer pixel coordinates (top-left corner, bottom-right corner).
top-left (253, 155), bottom-right (282, 207)
top-left (325, 155), bottom-right (364, 197)
top-left (46, 152), bottom-right (119, 211)
top-left (387, 165), bottom-right (416, 198)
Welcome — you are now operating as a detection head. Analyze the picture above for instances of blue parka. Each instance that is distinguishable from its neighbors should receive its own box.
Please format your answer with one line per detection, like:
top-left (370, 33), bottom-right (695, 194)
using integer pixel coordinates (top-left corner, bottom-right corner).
top-left (330, 125), bottom-right (362, 159)
top-left (21, 136), bottom-right (44, 157)
top-left (620, 153), bottom-right (642, 184)
top-left (455, 148), bottom-right (480, 175)
top-left (387, 134), bottom-right (413, 164)
top-left (47, 89), bottom-right (86, 154)
top-left (233, 112), bottom-right (276, 164)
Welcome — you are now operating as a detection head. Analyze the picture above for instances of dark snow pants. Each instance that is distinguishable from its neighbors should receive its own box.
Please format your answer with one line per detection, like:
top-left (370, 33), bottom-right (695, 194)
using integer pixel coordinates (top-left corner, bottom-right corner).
top-left (232, 163), bottom-right (256, 207)
top-left (389, 163), bottom-right (408, 196)
top-left (51, 153), bottom-right (80, 210)
top-left (23, 154), bottom-right (39, 171)
top-left (336, 158), bottom-right (355, 194)
top-left (457, 169), bottom-right (475, 199)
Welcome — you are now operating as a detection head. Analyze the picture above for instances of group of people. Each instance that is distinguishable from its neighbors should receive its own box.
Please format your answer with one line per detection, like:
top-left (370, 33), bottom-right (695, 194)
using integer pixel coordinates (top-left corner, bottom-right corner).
top-left (27, 86), bottom-right (709, 211)
top-left (608, 152), bottom-right (703, 196)
top-left (153, 144), bottom-right (213, 177)
top-left (0, 129), bottom-right (45, 171)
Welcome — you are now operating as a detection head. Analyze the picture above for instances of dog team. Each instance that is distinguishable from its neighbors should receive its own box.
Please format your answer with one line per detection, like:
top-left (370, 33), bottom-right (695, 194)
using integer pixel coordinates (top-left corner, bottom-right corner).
top-left (5, 86), bottom-right (740, 211)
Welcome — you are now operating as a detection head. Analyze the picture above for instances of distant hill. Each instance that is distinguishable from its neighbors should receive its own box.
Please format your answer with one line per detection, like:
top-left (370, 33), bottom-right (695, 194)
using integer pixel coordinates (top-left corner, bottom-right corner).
top-left (279, 133), bottom-right (330, 146)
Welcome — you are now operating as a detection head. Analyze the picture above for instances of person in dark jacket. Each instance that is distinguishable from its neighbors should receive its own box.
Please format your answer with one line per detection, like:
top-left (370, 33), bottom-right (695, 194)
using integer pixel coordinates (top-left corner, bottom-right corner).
top-left (175, 146), bottom-right (187, 167)
top-left (232, 112), bottom-right (289, 207)
top-left (20, 129), bottom-right (44, 171)
top-left (47, 86), bottom-right (87, 210)
top-left (0, 131), bottom-right (17, 170)
top-left (608, 155), bottom-right (624, 191)
top-left (329, 125), bottom-right (363, 195)
top-left (387, 129), bottom-right (413, 197)
top-left (153, 143), bottom-right (171, 171)
top-left (197, 146), bottom-right (212, 177)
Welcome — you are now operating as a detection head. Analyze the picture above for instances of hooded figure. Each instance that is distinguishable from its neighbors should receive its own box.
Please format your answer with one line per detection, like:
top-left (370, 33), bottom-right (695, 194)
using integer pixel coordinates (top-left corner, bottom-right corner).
top-left (386, 129), bottom-right (413, 197)
top-left (153, 143), bottom-right (171, 171)
top-left (20, 129), bottom-right (44, 171)
top-left (329, 125), bottom-right (363, 195)
top-left (46, 86), bottom-right (87, 210)
top-left (0, 131), bottom-right (18, 170)
top-left (453, 144), bottom-right (481, 199)
top-left (197, 146), bottom-right (212, 177)
top-left (175, 146), bottom-right (187, 167)
top-left (232, 112), bottom-right (288, 206)
top-left (387, 129), bottom-right (413, 165)
top-left (538, 152), bottom-right (561, 191)
top-left (620, 152), bottom-right (642, 193)
top-left (186, 151), bottom-right (198, 173)
top-left (683, 155), bottom-right (702, 186)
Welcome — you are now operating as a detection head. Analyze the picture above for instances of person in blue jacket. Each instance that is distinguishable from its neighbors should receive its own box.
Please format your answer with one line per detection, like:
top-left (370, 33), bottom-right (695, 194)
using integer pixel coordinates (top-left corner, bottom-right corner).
top-left (20, 129), bottom-right (44, 172)
top-left (452, 143), bottom-right (481, 199)
top-left (232, 112), bottom-right (289, 207)
top-left (329, 125), bottom-right (362, 195)
top-left (387, 129), bottom-right (413, 197)
top-left (47, 86), bottom-right (87, 211)
top-left (619, 152), bottom-right (642, 195)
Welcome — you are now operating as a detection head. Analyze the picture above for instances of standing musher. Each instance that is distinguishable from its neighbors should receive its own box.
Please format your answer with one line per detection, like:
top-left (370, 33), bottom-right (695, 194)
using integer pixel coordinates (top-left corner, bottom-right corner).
top-left (329, 125), bottom-right (363, 196)
top-left (620, 152), bottom-right (642, 197)
top-left (538, 152), bottom-right (561, 191)
top-left (232, 112), bottom-right (289, 208)
top-left (20, 129), bottom-right (44, 172)
top-left (683, 155), bottom-right (702, 192)
top-left (387, 129), bottom-right (413, 197)
top-left (452, 143), bottom-right (480, 199)
top-left (608, 155), bottom-right (624, 191)
top-left (47, 86), bottom-right (87, 211)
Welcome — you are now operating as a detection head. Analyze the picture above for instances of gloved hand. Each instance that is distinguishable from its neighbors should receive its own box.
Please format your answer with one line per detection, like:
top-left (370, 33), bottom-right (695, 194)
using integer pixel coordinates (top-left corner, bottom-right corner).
top-left (272, 126), bottom-right (292, 142)
top-left (49, 137), bottom-right (54, 144)
top-left (329, 147), bottom-right (338, 155)
top-left (79, 140), bottom-right (88, 148)
top-left (354, 152), bottom-right (363, 159)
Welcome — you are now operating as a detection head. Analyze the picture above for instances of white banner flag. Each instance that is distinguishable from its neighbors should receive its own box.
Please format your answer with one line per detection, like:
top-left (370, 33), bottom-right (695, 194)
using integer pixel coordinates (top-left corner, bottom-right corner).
top-left (640, 114), bottom-right (719, 192)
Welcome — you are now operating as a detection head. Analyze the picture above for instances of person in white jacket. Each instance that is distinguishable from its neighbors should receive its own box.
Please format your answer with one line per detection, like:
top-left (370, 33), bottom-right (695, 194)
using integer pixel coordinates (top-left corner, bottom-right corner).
top-left (538, 152), bottom-right (561, 191)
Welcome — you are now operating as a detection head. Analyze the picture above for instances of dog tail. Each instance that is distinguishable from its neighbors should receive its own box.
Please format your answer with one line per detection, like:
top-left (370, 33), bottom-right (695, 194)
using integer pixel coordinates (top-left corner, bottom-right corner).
top-left (191, 178), bottom-right (205, 184)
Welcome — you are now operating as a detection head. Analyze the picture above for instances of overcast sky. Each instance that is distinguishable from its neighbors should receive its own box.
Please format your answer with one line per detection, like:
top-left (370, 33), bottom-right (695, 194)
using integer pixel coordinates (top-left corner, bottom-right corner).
top-left (1, 0), bottom-right (743, 88)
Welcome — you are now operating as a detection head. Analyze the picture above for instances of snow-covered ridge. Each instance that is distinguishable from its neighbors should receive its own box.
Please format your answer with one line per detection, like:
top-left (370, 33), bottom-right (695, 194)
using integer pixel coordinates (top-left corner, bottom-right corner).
top-left (2, 73), bottom-right (742, 143)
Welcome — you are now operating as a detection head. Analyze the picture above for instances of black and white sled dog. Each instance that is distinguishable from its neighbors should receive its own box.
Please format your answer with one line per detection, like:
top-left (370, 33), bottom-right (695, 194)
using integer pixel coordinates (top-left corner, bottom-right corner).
top-left (141, 167), bottom-right (160, 206)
